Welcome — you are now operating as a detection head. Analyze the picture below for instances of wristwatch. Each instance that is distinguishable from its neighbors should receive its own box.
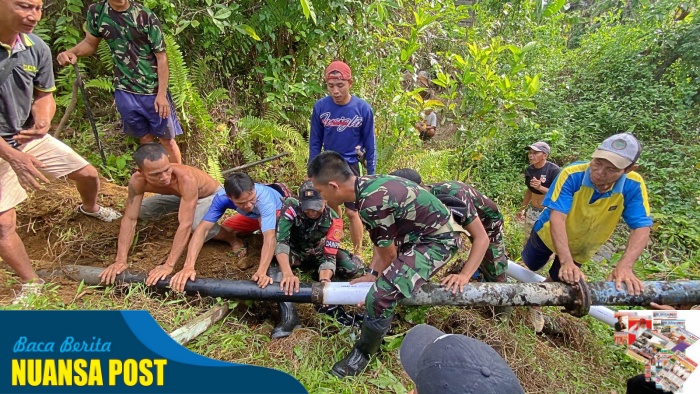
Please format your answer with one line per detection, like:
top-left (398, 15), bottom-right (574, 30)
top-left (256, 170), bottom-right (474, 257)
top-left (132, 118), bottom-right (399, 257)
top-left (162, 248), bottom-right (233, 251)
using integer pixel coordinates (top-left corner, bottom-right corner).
top-left (369, 269), bottom-right (380, 277)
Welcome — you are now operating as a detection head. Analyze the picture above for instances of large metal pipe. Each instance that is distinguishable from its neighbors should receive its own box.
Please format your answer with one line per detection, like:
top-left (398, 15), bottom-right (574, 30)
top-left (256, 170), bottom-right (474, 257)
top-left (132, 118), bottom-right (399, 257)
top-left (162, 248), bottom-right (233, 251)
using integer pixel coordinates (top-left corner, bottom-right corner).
top-left (60, 266), bottom-right (700, 313)
top-left (588, 281), bottom-right (700, 306)
top-left (506, 261), bottom-right (617, 326)
top-left (61, 265), bottom-right (315, 303)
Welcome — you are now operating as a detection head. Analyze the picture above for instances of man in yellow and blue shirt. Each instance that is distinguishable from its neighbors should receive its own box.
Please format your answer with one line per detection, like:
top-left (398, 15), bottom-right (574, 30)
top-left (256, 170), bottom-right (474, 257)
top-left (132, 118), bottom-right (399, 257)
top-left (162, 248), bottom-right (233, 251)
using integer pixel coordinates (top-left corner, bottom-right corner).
top-left (521, 133), bottom-right (652, 296)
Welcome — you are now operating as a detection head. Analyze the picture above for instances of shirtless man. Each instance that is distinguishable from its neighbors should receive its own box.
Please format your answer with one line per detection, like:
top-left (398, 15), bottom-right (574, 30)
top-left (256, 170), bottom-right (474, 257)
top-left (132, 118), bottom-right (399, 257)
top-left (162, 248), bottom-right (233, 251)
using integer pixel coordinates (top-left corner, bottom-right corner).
top-left (99, 143), bottom-right (236, 285)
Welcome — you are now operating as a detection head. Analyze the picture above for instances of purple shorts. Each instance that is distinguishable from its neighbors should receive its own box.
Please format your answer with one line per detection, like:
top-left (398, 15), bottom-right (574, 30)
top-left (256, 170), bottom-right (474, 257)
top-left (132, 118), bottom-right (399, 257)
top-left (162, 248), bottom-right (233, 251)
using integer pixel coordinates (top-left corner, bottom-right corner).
top-left (521, 230), bottom-right (581, 282)
top-left (114, 90), bottom-right (183, 139)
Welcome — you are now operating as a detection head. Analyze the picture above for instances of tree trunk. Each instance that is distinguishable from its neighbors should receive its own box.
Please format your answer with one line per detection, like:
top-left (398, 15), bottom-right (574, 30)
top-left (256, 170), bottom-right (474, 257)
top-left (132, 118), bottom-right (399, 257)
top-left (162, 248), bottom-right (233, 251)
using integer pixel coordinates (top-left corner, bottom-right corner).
top-left (53, 78), bottom-right (80, 139)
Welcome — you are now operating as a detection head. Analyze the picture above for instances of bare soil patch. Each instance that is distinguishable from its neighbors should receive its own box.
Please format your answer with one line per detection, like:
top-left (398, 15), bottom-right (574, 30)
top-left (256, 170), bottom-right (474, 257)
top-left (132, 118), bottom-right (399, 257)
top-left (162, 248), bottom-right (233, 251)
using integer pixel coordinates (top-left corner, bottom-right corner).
top-left (1, 179), bottom-right (264, 302)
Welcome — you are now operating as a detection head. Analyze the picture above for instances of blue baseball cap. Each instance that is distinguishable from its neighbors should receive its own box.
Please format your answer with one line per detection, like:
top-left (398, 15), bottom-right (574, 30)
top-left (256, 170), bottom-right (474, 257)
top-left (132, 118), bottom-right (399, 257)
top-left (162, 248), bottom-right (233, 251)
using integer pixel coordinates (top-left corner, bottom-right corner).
top-left (400, 324), bottom-right (525, 394)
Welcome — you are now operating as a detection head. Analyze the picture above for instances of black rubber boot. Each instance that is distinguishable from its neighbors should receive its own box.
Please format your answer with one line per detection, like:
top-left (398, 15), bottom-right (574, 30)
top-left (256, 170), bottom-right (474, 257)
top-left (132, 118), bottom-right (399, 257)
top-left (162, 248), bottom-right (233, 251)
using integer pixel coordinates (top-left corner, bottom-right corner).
top-left (270, 302), bottom-right (301, 339)
top-left (330, 316), bottom-right (392, 378)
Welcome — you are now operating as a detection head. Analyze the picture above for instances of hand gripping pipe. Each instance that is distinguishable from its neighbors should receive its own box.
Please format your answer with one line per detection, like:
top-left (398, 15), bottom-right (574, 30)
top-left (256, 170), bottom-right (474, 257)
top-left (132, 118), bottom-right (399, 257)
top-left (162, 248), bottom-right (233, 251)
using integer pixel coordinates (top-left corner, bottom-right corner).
top-left (61, 266), bottom-right (700, 322)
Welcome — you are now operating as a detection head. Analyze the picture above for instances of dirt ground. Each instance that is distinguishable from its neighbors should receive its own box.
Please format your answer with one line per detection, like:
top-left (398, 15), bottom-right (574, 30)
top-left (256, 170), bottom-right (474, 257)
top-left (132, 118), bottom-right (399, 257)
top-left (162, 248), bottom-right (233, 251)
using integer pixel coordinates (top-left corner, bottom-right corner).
top-left (0, 178), bottom-right (266, 304)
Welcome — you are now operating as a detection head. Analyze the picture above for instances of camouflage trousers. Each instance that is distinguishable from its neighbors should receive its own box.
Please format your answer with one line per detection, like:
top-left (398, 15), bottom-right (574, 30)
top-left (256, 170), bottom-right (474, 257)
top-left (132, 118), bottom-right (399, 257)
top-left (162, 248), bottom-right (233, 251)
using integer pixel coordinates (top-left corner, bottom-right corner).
top-left (289, 248), bottom-right (362, 279)
top-left (365, 232), bottom-right (461, 319)
top-left (523, 205), bottom-right (543, 244)
top-left (466, 218), bottom-right (508, 282)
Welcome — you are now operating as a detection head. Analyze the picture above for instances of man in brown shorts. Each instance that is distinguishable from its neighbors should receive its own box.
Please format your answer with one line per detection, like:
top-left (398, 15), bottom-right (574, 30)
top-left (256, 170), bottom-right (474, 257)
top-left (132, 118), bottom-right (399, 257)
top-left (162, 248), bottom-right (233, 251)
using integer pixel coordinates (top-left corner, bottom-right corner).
top-left (1, 0), bottom-right (120, 305)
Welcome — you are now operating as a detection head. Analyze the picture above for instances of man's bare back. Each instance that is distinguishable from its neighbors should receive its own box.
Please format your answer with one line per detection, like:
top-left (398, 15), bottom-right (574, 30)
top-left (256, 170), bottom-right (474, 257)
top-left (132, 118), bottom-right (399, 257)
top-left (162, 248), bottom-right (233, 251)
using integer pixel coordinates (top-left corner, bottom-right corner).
top-left (132, 164), bottom-right (220, 198)
top-left (99, 158), bottom-right (223, 285)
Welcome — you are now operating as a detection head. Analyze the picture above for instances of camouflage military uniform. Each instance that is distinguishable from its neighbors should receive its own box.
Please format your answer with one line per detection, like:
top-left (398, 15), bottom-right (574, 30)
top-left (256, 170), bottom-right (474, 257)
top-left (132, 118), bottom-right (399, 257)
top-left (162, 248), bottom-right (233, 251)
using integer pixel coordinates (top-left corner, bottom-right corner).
top-left (275, 198), bottom-right (361, 278)
top-left (86, 2), bottom-right (165, 94)
top-left (357, 175), bottom-right (463, 319)
top-left (429, 181), bottom-right (508, 282)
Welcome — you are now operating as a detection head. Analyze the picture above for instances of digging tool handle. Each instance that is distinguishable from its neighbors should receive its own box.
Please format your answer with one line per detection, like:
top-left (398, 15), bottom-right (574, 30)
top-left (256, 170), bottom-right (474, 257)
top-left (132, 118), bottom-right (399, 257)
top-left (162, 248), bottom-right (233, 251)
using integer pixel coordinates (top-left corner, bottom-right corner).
top-left (355, 145), bottom-right (366, 176)
top-left (73, 63), bottom-right (107, 166)
top-left (221, 152), bottom-right (290, 176)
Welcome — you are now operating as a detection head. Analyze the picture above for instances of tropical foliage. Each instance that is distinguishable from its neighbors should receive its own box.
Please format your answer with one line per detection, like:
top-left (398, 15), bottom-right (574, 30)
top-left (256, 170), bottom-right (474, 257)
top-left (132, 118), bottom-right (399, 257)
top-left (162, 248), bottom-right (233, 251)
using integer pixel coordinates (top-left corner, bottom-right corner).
top-left (29, 0), bottom-right (700, 391)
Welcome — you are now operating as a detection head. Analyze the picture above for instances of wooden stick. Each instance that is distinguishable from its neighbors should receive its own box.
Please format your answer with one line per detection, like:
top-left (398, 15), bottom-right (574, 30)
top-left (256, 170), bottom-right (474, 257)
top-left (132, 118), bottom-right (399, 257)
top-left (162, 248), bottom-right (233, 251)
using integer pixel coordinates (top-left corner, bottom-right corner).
top-left (221, 152), bottom-right (290, 176)
top-left (169, 304), bottom-right (230, 345)
top-left (54, 77), bottom-right (79, 139)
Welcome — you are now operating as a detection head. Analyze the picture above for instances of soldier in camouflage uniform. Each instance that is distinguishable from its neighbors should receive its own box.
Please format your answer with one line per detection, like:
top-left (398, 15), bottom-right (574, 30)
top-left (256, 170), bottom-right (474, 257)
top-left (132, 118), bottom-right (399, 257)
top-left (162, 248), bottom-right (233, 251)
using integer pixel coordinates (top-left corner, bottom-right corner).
top-left (57, 0), bottom-right (183, 163)
top-left (277, 181), bottom-right (362, 282)
top-left (270, 180), bottom-right (363, 339)
top-left (390, 169), bottom-right (508, 283)
top-left (390, 168), bottom-right (511, 318)
top-left (308, 151), bottom-right (465, 378)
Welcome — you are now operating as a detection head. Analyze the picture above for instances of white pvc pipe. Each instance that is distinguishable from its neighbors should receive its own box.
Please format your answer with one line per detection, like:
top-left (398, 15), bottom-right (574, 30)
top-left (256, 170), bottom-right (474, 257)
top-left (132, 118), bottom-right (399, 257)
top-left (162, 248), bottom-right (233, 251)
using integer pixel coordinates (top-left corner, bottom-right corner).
top-left (322, 282), bottom-right (374, 305)
top-left (506, 261), bottom-right (616, 326)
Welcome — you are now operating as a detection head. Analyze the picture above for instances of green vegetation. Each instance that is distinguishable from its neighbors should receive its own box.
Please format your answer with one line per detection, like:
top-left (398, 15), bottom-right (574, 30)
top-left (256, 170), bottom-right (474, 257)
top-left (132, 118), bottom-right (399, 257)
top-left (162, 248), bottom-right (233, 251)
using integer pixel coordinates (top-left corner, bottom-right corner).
top-left (10, 0), bottom-right (699, 392)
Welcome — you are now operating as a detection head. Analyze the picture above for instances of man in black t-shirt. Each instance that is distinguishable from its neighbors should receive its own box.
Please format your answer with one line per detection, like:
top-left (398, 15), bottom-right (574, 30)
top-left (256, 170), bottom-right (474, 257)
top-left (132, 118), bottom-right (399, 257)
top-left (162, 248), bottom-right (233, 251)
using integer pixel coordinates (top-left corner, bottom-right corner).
top-left (518, 141), bottom-right (561, 238)
top-left (517, 141), bottom-right (560, 332)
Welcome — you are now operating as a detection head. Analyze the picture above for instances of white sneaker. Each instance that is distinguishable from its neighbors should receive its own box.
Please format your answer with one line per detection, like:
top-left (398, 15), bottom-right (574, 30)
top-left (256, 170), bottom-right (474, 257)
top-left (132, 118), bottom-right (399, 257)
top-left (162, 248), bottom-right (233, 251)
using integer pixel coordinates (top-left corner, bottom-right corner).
top-left (12, 279), bottom-right (45, 306)
top-left (80, 205), bottom-right (122, 222)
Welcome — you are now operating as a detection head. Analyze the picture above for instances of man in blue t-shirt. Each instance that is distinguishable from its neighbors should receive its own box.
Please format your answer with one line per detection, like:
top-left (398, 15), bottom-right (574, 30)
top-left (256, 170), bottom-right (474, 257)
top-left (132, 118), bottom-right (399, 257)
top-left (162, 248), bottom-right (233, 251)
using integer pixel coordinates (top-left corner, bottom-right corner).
top-left (169, 172), bottom-right (282, 292)
top-left (308, 60), bottom-right (376, 256)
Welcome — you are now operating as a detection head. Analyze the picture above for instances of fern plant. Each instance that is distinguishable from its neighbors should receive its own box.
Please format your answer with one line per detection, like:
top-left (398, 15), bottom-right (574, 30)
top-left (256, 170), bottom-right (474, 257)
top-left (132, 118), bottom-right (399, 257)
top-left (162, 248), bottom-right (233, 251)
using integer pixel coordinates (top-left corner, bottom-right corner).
top-left (234, 116), bottom-right (307, 183)
top-left (190, 55), bottom-right (223, 94)
top-left (83, 77), bottom-right (114, 92)
top-left (96, 40), bottom-right (114, 72)
top-left (206, 155), bottom-right (224, 184)
top-left (164, 34), bottom-right (228, 181)
top-left (164, 34), bottom-right (191, 110)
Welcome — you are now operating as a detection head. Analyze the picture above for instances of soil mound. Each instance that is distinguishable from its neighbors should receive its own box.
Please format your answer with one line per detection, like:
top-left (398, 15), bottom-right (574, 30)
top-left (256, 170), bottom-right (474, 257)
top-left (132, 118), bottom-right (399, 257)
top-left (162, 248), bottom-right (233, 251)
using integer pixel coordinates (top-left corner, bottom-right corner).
top-left (1, 178), bottom-right (263, 301)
